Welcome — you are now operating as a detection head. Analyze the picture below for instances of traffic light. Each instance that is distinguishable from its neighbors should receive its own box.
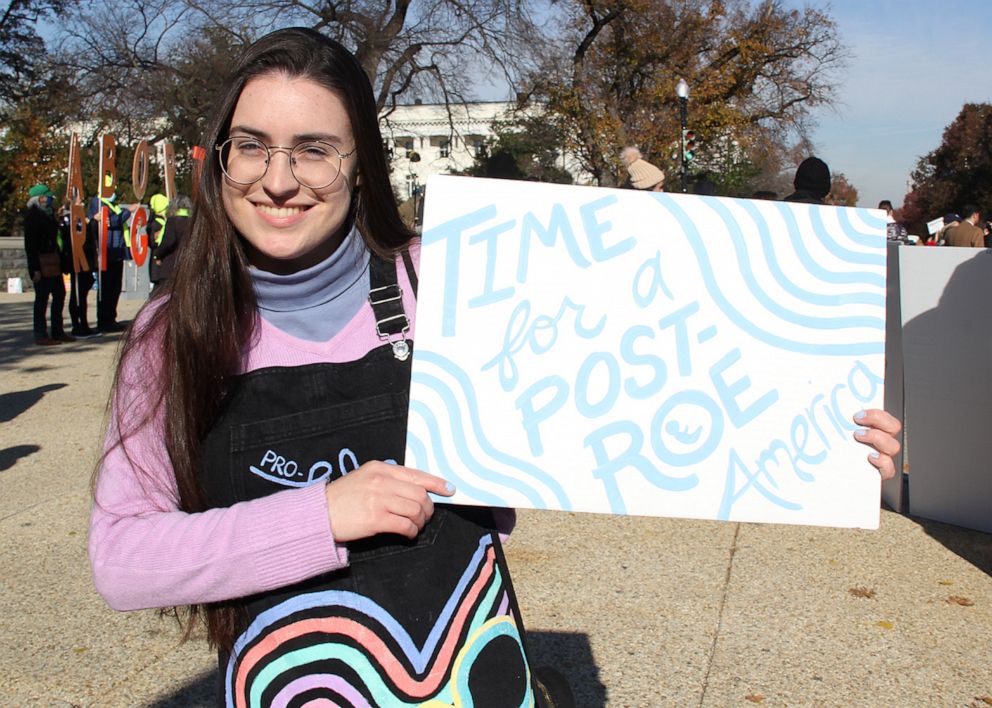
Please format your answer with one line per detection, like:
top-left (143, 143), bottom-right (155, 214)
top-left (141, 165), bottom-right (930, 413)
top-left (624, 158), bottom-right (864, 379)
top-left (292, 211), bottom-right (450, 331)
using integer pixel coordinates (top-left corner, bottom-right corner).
top-left (682, 128), bottom-right (697, 162)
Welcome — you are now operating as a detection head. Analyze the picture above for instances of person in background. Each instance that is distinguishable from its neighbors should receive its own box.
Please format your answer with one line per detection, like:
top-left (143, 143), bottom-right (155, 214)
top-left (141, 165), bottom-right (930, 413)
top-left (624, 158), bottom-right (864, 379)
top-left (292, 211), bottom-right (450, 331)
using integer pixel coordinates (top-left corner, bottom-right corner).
top-left (24, 184), bottom-right (73, 345)
top-left (622, 146), bottom-right (666, 191)
top-left (691, 171), bottom-right (718, 196)
top-left (92, 192), bottom-right (131, 332)
top-left (932, 212), bottom-right (960, 246)
top-left (148, 193), bottom-right (191, 287)
top-left (146, 193), bottom-right (168, 286)
top-left (944, 204), bottom-right (984, 247)
top-left (61, 202), bottom-right (100, 338)
top-left (878, 199), bottom-right (912, 243)
top-left (783, 157), bottom-right (831, 204)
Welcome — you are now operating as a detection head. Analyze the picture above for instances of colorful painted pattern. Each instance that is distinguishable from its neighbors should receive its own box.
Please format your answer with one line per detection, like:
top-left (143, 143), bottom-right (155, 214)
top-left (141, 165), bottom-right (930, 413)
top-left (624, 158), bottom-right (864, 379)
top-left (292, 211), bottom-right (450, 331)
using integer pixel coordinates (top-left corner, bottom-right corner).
top-left (224, 536), bottom-right (532, 707)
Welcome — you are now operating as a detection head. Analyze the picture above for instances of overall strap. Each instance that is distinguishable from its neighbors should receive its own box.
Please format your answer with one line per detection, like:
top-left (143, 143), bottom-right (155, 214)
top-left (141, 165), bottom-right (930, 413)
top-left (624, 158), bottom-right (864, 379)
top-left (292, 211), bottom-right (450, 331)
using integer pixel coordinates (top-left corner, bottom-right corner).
top-left (401, 249), bottom-right (419, 296)
top-left (368, 250), bottom-right (413, 361)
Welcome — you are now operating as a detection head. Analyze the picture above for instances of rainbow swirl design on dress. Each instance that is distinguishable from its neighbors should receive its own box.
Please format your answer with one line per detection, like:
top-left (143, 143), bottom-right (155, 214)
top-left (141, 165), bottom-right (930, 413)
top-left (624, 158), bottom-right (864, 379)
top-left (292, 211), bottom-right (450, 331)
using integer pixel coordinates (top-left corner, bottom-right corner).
top-left (224, 537), bottom-right (532, 707)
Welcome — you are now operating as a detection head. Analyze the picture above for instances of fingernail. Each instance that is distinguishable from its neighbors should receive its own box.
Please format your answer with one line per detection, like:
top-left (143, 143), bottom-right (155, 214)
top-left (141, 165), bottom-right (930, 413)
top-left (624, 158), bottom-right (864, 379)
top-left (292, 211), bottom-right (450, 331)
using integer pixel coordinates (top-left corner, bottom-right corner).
top-left (869, 451), bottom-right (880, 460)
top-left (444, 482), bottom-right (456, 494)
top-left (854, 409), bottom-right (867, 421)
top-left (855, 427), bottom-right (868, 436)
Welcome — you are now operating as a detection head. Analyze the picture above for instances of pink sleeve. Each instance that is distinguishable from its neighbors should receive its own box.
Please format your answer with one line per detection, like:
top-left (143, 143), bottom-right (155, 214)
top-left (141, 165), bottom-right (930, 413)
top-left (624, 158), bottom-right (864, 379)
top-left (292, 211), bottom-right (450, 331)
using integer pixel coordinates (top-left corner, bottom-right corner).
top-left (88, 319), bottom-right (349, 611)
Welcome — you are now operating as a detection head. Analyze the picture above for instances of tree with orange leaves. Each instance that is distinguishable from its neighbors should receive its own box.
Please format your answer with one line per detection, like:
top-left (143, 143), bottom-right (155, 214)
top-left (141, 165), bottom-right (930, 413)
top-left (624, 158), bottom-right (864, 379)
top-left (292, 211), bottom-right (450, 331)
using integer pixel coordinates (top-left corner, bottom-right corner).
top-left (530, 0), bottom-right (846, 193)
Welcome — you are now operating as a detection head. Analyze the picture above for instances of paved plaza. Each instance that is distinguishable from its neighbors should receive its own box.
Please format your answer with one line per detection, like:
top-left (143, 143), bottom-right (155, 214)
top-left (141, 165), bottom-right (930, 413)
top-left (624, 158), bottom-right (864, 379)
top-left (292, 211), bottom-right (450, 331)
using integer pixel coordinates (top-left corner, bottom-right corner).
top-left (1, 291), bottom-right (990, 706)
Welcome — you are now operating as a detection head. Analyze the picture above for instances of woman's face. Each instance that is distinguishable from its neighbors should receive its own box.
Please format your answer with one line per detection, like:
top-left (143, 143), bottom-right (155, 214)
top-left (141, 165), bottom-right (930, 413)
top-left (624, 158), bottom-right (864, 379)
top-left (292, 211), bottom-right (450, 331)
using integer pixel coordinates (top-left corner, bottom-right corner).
top-left (221, 73), bottom-right (357, 274)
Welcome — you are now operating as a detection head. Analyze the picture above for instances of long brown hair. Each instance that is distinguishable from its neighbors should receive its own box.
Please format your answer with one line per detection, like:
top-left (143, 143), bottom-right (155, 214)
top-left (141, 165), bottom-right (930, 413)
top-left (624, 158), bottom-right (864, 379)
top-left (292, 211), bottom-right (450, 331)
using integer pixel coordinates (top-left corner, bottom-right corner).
top-left (103, 28), bottom-right (414, 651)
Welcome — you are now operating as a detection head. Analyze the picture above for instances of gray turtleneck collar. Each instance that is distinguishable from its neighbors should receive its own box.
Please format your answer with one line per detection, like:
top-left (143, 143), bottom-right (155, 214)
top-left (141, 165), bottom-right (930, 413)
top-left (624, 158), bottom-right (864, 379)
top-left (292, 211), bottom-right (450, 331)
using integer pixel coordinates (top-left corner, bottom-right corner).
top-left (251, 226), bottom-right (371, 342)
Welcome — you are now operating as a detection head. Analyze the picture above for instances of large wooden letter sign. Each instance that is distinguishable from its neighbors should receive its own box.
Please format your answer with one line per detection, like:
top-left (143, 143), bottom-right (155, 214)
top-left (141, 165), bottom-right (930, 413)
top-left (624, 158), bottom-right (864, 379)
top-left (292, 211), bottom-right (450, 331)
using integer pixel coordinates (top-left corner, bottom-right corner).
top-left (129, 139), bottom-right (151, 267)
top-left (74, 135), bottom-right (178, 272)
top-left (96, 134), bottom-right (116, 271)
top-left (66, 133), bottom-right (88, 273)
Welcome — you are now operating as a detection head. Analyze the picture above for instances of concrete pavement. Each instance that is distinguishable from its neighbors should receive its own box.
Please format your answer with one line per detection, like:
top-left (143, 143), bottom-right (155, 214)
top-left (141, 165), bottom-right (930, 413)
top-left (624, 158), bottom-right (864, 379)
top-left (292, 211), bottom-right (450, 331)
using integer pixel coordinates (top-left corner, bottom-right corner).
top-left (1, 291), bottom-right (990, 706)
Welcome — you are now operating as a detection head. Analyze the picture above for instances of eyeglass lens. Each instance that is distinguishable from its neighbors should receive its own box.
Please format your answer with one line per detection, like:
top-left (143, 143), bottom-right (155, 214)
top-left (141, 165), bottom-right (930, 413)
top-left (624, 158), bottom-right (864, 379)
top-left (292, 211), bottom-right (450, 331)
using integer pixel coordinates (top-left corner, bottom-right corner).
top-left (219, 138), bottom-right (343, 189)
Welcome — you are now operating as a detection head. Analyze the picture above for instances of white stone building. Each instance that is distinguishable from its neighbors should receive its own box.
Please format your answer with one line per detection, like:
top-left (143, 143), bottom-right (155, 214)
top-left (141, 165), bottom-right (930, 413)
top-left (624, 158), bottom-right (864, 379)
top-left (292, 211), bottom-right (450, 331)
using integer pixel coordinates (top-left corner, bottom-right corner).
top-left (380, 101), bottom-right (520, 201)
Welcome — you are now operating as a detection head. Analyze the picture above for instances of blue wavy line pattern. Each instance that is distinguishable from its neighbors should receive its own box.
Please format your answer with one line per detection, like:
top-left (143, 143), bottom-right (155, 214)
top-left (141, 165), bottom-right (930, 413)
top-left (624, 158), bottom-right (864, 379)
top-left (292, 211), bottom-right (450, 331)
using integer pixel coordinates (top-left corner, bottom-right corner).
top-left (408, 351), bottom-right (573, 511)
top-left (655, 196), bottom-right (886, 356)
top-left (709, 200), bottom-right (883, 329)
top-left (735, 200), bottom-right (884, 308)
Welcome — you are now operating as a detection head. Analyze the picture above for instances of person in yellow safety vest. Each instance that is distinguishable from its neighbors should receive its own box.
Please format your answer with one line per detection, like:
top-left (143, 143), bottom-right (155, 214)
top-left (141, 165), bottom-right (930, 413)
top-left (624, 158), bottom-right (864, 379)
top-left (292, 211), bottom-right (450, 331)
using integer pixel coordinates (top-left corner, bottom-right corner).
top-left (148, 193), bottom-right (169, 285)
top-left (149, 193), bottom-right (192, 287)
top-left (149, 193), bottom-right (169, 244)
top-left (92, 191), bottom-right (132, 332)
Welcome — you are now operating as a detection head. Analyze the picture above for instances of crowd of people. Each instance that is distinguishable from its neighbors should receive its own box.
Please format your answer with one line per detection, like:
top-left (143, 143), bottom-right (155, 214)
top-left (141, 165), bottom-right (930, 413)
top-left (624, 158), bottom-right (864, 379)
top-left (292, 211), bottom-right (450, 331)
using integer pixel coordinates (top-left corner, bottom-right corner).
top-left (930, 205), bottom-right (990, 247)
top-left (21, 185), bottom-right (189, 345)
top-left (622, 149), bottom-right (991, 250)
top-left (622, 150), bottom-right (838, 204)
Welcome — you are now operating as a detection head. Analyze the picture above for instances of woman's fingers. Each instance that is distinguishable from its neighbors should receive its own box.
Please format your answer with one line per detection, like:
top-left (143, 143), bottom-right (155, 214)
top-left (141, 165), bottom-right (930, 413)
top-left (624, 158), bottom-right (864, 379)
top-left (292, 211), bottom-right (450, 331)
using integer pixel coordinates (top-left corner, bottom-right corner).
top-left (397, 466), bottom-right (456, 497)
top-left (854, 425), bottom-right (901, 457)
top-left (853, 408), bottom-right (902, 437)
top-left (865, 448), bottom-right (897, 481)
top-left (852, 408), bottom-right (902, 481)
top-left (385, 492), bottom-right (431, 530)
top-left (325, 462), bottom-right (454, 542)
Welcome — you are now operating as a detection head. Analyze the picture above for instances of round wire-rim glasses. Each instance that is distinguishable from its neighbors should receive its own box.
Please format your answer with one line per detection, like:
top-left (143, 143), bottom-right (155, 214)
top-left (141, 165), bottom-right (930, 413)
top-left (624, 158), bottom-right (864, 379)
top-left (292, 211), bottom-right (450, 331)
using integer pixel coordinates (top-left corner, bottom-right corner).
top-left (215, 137), bottom-right (356, 190)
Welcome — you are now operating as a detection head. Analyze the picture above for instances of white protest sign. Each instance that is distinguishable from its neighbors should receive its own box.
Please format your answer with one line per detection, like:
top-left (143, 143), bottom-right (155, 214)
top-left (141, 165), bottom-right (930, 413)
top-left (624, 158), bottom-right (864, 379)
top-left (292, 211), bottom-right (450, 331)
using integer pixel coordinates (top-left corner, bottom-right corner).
top-left (408, 176), bottom-right (887, 528)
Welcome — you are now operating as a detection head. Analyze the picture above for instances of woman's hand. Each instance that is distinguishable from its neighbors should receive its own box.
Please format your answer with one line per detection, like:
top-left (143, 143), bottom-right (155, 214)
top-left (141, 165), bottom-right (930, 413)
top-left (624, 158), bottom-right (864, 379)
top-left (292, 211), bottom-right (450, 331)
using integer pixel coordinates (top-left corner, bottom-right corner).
top-left (852, 409), bottom-right (902, 481)
top-left (325, 461), bottom-right (455, 542)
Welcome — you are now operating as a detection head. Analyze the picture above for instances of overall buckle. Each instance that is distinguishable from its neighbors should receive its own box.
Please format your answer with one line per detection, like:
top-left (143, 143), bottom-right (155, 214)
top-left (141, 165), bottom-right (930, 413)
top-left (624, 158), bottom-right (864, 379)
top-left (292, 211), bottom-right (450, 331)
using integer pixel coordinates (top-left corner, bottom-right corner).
top-left (369, 285), bottom-right (411, 361)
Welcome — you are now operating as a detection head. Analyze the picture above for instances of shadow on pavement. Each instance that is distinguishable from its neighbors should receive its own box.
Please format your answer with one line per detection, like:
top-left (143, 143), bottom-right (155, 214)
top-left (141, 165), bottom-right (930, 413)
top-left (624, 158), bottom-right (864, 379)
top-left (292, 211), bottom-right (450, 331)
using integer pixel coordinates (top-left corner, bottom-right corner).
top-left (529, 630), bottom-right (605, 706)
top-left (914, 515), bottom-right (992, 577)
top-left (0, 298), bottom-right (128, 369)
top-left (144, 631), bottom-right (604, 706)
top-left (147, 668), bottom-right (217, 707)
top-left (0, 383), bottom-right (68, 423)
top-left (0, 444), bottom-right (41, 471)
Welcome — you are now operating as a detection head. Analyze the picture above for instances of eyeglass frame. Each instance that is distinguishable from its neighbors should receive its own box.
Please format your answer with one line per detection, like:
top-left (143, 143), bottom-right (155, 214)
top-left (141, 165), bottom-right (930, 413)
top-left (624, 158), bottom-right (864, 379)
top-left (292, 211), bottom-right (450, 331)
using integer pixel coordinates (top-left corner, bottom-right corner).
top-left (214, 137), bottom-right (357, 190)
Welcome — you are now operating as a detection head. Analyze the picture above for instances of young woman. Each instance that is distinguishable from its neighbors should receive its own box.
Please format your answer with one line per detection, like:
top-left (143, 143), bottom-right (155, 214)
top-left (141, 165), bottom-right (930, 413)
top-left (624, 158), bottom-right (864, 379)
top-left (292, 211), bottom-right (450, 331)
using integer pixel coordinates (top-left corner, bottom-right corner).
top-left (89, 27), bottom-right (901, 707)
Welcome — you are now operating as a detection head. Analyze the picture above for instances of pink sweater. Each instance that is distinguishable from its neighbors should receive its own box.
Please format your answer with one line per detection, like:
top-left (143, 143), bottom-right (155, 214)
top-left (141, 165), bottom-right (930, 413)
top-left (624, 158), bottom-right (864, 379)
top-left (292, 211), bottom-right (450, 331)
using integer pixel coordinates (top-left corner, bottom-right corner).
top-left (90, 246), bottom-right (466, 611)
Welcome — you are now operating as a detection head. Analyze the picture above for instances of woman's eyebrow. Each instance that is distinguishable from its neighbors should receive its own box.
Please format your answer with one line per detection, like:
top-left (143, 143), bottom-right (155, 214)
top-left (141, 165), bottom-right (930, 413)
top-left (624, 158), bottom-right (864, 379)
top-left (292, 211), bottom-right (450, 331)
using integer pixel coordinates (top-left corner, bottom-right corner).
top-left (295, 131), bottom-right (344, 144)
top-left (228, 125), bottom-right (269, 140)
top-left (227, 126), bottom-right (343, 144)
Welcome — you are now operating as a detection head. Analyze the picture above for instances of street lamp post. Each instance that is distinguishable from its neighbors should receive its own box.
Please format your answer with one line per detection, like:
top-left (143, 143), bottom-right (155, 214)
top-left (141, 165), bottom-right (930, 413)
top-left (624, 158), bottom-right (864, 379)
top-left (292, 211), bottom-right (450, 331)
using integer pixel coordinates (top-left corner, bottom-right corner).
top-left (407, 150), bottom-right (421, 229)
top-left (676, 78), bottom-right (690, 193)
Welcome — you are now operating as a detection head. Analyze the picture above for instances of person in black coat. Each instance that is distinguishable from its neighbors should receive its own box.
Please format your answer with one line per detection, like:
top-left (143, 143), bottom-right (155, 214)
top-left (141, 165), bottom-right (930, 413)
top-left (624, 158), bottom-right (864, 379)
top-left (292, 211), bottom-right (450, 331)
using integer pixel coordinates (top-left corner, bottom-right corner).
top-left (61, 203), bottom-right (100, 338)
top-left (89, 194), bottom-right (131, 332)
top-left (24, 184), bottom-right (73, 345)
top-left (148, 194), bottom-right (191, 287)
top-left (783, 157), bottom-right (831, 205)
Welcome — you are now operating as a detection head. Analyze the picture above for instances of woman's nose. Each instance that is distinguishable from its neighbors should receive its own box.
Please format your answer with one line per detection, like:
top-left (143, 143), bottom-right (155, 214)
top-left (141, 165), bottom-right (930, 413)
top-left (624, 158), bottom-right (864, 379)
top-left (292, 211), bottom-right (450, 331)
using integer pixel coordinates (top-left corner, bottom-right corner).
top-left (261, 148), bottom-right (299, 196)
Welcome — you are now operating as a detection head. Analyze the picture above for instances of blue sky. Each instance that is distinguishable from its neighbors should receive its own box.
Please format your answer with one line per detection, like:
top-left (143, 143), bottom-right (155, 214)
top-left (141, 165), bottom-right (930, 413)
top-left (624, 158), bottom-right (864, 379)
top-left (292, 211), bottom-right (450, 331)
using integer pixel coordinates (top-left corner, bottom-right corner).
top-left (809, 0), bottom-right (992, 209)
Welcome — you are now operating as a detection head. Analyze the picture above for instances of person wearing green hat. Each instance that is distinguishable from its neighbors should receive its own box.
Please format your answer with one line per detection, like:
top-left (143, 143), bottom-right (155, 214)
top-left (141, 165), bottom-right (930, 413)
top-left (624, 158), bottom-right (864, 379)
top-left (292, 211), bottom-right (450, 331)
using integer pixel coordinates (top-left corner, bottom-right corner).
top-left (24, 183), bottom-right (74, 345)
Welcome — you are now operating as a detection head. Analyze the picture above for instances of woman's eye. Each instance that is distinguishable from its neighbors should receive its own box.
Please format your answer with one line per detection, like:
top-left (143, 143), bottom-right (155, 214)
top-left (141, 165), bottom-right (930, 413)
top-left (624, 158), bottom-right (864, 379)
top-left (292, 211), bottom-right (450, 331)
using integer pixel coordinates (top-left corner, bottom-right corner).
top-left (297, 143), bottom-right (331, 160)
top-left (234, 139), bottom-right (266, 156)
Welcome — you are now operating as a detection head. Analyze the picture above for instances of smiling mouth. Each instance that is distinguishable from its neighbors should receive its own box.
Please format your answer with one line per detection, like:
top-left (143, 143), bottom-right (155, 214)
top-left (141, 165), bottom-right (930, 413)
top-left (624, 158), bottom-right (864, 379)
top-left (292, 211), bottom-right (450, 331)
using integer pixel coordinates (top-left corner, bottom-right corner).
top-left (255, 204), bottom-right (310, 218)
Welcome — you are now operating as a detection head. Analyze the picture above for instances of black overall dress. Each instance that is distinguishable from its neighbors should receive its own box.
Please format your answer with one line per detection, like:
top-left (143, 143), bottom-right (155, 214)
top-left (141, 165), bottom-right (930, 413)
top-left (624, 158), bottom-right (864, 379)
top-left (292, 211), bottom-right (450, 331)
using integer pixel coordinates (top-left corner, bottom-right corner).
top-left (198, 255), bottom-right (536, 707)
